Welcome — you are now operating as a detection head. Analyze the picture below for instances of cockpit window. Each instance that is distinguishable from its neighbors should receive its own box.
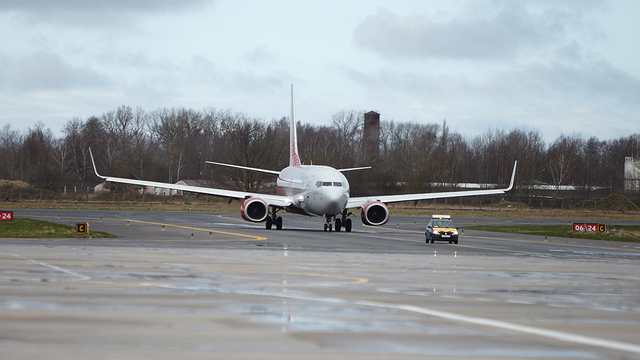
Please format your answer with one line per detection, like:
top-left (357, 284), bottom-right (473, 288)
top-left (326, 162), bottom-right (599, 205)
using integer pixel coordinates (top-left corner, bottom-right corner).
top-left (316, 181), bottom-right (344, 187)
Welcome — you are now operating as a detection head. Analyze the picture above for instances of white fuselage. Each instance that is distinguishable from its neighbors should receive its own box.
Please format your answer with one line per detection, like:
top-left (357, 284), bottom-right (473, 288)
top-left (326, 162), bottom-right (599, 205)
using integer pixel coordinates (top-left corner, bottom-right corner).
top-left (277, 165), bottom-right (350, 217)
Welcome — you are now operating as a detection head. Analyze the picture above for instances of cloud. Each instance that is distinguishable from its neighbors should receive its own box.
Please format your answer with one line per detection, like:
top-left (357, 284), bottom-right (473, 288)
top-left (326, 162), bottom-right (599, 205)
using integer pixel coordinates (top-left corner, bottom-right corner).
top-left (244, 46), bottom-right (276, 65)
top-left (353, 3), bottom-right (580, 60)
top-left (345, 54), bottom-right (640, 142)
top-left (487, 60), bottom-right (640, 112)
top-left (0, 52), bottom-right (110, 91)
top-left (0, 0), bottom-right (213, 27)
top-left (348, 58), bottom-right (640, 112)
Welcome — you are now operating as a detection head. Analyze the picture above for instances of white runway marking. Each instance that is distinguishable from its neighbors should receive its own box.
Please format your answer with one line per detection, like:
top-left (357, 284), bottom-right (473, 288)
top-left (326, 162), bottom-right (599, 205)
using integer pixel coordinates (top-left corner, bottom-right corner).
top-left (241, 290), bottom-right (640, 355)
top-left (5, 252), bottom-right (91, 281)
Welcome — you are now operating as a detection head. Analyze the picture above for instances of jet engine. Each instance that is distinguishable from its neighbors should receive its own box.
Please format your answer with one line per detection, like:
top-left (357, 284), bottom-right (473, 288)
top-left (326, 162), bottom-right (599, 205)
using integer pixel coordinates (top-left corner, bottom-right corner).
top-left (360, 201), bottom-right (389, 226)
top-left (240, 197), bottom-right (269, 222)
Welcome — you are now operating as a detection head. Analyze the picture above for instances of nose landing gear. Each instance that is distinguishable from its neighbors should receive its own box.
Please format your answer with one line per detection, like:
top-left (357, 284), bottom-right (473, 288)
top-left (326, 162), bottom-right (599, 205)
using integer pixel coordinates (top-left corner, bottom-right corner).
top-left (324, 211), bottom-right (353, 232)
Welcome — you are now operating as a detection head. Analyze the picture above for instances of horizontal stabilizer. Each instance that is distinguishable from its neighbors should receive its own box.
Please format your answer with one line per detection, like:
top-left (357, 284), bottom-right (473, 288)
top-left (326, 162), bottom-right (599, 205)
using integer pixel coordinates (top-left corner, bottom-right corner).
top-left (206, 161), bottom-right (281, 175)
top-left (337, 166), bottom-right (372, 172)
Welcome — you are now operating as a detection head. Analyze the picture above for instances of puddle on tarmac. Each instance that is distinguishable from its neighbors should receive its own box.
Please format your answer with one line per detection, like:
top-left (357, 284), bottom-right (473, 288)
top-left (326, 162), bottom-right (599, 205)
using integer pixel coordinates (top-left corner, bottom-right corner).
top-left (229, 304), bottom-right (487, 335)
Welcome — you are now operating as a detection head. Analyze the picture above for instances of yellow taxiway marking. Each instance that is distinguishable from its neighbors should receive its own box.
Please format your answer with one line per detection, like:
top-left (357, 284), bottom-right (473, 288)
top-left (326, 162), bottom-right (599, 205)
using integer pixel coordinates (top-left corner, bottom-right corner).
top-left (367, 222), bottom-right (640, 254)
top-left (468, 234), bottom-right (640, 253)
top-left (20, 214), bottom-right (267, 241)
top-left (452, 243), bottom-right (545, 256)
top-left (126, 219), bottom-right (267, 241)
top-left (216, 214), bottom-right (245, 222)
top-left (359, 226), bottom-right (640, 258)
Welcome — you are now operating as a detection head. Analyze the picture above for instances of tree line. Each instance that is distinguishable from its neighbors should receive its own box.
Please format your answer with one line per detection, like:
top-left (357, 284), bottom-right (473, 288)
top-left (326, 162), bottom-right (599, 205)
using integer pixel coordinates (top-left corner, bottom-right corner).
top-left (1, 105), bottom-right (639, 202)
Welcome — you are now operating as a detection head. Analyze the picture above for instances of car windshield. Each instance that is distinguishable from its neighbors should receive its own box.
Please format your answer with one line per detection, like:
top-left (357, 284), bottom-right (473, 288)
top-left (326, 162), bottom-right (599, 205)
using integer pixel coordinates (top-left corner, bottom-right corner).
top-left (433, 220), bottom-right (454, 228)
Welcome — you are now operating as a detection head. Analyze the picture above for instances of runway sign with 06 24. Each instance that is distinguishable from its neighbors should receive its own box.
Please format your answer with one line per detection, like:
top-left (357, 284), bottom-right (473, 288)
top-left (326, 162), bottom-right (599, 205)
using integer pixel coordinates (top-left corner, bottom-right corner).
top-left (572, 223), bottom-right (606, 232)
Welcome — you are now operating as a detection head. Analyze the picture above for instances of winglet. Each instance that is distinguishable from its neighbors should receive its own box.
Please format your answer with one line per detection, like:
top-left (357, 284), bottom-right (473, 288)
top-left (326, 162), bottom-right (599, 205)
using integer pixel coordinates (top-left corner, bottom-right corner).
top-left (89, 147), bottom-right (105, 179)
top-left (505, 160), bottom-right (517, 191)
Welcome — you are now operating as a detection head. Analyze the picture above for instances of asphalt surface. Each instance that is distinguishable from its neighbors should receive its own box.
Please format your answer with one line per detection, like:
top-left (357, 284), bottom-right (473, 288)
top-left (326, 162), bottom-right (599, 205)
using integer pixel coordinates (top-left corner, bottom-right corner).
top-left (2, 209), bottom-right (640, 359)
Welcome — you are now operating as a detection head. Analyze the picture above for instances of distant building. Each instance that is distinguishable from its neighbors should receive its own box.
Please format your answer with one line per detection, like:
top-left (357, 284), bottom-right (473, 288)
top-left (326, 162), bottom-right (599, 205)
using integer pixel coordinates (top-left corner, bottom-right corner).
top-left (174, 179), bottom-right (211, 195)
top-left (625, 157), bottom-right (640, 192)
top-left (94, 182), bottom-right (111, 193)
top-left (363, 111), bottom-right (380, 162)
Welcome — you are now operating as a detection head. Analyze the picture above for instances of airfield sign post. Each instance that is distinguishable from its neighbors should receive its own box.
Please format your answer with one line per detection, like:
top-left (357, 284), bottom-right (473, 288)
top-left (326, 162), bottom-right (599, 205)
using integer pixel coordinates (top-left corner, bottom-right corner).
top-left (76, 222), bottom-right (89, 235)
top-left (573, 222), bottom-right (606, 232)
top-left (0, 211), bottom-right (12, 221)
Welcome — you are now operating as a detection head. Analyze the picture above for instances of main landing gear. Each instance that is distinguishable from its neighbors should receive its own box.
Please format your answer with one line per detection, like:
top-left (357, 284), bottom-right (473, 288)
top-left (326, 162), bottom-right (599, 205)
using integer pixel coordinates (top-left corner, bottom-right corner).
top-left (324, 210), bottom-right (353, 233)
top-left (265, 207), bottom-right (282, 230)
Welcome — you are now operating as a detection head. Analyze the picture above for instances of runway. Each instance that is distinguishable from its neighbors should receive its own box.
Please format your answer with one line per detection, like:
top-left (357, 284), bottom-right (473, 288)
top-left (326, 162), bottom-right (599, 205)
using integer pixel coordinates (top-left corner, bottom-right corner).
top-left (2, 209), bottom-right (640, 359)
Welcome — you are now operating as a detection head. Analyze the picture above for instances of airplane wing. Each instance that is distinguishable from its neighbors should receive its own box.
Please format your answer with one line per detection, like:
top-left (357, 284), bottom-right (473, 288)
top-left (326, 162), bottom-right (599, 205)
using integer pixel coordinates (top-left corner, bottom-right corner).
top-left (90, 149), bottom-right (291, 208)
top-left (347, 161), bottom-right (517, 208)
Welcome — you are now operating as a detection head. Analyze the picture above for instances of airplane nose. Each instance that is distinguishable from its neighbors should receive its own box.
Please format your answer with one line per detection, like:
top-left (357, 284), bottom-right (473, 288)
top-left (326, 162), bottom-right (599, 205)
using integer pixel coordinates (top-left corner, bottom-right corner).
top-left (323, 189), bottom-right (348, 215)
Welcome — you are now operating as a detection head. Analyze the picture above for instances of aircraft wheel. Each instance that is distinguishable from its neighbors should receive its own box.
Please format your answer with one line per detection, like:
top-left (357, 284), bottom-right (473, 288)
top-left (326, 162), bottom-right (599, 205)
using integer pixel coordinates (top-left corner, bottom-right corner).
top-left (329, 224), bottom-right (333, 232)
top-left (335, 218), bottom-right (342, 232)
top-left (266, 217), bottom-right (273, 230)
top-left (324, 224), bottom-right (328, 232)
top-left (276, 216), bottom-right (283, 230)
top-left (345, 219), bottom-right (352, 232)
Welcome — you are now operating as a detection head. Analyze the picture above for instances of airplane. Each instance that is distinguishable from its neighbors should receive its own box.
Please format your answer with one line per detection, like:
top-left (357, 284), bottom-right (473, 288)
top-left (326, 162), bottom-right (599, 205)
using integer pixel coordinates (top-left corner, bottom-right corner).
top-left (90, 85), bottom-right (517, 233)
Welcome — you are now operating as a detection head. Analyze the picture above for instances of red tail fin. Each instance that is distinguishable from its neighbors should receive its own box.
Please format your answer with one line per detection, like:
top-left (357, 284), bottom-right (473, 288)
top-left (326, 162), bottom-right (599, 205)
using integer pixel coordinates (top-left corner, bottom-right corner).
top-left (290, 84), bottom-right (301, 167)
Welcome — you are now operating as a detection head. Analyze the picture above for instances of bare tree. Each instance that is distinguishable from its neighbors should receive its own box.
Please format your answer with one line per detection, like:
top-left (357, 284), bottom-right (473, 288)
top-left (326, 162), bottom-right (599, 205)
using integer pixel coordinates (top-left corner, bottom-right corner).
top-left (0, 124), bottom-right (23, 180)
top-left (151, 108), bottom-right (206, 183)
top-left (51, 137), bottom-right (71, 180)
top-left (381, 121), bottom-right (439, 193)
top-left (331, 110), bottom-right (363, 167)
top-left (547, 134), bottom-right (583, 199)
top-left (17, 122), bottom-right (55, 184)
top-left (127, 108), bottom-right (152, 179)
top-left (215, 114), bottom-right (286, 191)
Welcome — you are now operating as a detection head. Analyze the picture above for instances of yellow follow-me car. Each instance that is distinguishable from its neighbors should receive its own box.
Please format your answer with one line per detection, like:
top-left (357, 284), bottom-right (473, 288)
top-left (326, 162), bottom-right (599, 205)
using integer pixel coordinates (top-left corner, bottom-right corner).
top-left (425, 215), bottom-right (459, 244)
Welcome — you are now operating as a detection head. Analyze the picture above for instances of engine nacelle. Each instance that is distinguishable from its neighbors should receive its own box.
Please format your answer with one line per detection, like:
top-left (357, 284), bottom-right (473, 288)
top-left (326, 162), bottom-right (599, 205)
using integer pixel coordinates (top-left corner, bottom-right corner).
top-left (361, 201), bottom-right (390, 226)
top-left (240, 197), bottom-right (269, 222)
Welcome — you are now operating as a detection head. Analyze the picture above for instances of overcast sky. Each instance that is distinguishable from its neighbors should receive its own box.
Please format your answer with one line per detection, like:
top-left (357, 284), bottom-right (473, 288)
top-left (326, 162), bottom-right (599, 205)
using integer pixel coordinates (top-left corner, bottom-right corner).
top-left (1, 0), bottom-right (639, 142)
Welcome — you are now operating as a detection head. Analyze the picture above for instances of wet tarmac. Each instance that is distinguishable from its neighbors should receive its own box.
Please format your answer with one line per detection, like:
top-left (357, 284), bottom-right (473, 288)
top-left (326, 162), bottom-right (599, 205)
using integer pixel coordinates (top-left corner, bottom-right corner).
top-left (1, 209), bottom-right (640, 359)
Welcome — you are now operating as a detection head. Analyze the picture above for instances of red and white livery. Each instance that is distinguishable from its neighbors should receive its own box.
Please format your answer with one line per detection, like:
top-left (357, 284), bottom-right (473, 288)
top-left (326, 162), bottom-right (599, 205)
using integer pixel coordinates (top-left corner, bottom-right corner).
top-left (91, 85), bottom-right (517, 232)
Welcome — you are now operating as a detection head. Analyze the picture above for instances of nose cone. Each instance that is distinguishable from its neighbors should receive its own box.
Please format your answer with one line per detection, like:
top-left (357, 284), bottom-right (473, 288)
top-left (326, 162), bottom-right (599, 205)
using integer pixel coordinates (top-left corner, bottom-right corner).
top-left (322, 187), bottom-right (349, 215)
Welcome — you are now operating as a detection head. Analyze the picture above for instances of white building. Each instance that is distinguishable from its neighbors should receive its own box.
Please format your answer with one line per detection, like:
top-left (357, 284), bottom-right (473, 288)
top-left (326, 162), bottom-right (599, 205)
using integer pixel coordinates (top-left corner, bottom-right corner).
top-left (625, 157), bottom-right (640, 192)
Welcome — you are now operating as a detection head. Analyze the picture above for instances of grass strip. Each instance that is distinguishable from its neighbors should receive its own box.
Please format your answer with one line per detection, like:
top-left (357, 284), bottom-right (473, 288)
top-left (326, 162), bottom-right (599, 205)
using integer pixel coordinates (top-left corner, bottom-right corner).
top-left (464, 224), bottom-right (640, 243)
top-left (0, 218), bottom-right (116, 238)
